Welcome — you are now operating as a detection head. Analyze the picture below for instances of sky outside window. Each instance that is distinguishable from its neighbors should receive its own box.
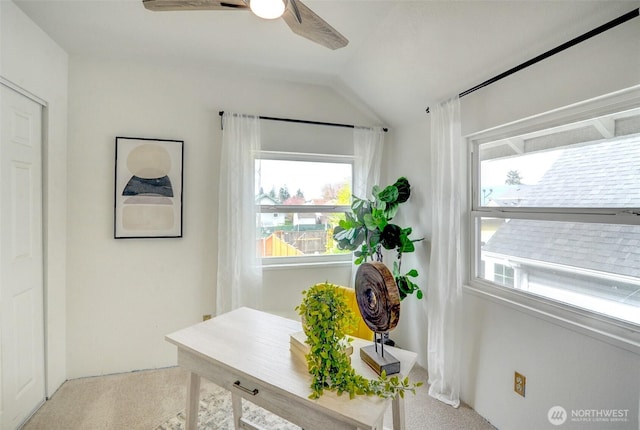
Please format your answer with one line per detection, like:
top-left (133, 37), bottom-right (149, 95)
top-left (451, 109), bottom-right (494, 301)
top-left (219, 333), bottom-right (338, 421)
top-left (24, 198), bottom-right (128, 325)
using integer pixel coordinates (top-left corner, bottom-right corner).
top-left (255, 159), bottom-right (351, 202)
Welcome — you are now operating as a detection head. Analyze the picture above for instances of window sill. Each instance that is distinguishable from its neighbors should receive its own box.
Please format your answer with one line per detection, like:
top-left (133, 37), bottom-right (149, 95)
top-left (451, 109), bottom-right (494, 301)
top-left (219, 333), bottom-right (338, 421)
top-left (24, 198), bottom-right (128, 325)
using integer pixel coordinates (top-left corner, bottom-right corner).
top-left (261, 259), bottom-right (352, 271)
top-left (464, 281), bottom-right (640, 356)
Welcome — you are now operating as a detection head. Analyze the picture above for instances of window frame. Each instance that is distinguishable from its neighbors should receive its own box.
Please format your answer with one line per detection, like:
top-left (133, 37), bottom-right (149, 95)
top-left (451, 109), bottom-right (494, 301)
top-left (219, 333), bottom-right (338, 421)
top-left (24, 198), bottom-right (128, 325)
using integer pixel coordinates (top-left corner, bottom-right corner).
top-left (256, 150), bottom-right (354, 267)
top-left (467, 85), bottom-right (640, 353)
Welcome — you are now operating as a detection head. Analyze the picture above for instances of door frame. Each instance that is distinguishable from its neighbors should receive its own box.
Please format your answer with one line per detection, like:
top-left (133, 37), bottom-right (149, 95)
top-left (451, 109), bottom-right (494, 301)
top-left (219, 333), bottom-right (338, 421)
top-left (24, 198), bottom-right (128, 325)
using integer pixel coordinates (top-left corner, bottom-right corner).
top-left (0, 78), bottom-right (46, 107)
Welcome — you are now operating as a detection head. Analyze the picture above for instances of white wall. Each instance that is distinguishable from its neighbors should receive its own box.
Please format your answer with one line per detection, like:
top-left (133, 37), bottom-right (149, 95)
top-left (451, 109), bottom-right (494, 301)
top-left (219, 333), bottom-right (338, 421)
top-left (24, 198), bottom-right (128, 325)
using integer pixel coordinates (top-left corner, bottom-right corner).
top-left (0, 1), bottom-right (69, 397)
top-left (389, 13), bottom-right (640, 430)
top-left (65, 56), bottom-right (378, 378)
top-left (379, 123), bottom-right (431, 364)
top-left (263, 265), bottom-right (352, 319)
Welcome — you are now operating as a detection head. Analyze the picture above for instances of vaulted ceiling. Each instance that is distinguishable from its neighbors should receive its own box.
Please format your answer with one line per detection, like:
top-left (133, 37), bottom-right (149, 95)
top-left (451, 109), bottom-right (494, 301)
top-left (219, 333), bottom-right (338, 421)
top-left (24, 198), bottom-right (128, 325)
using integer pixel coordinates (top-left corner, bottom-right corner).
top-left (14, 0), bottom-right (638, 126)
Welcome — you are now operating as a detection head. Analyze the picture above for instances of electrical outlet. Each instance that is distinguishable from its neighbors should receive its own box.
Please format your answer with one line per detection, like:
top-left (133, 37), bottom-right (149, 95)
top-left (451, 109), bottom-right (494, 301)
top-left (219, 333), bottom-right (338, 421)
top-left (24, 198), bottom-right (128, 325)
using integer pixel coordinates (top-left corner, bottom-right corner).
top-left (514, 371), bottom-right (526, 397)
top-left (203, 314), bottom-right (212, 321)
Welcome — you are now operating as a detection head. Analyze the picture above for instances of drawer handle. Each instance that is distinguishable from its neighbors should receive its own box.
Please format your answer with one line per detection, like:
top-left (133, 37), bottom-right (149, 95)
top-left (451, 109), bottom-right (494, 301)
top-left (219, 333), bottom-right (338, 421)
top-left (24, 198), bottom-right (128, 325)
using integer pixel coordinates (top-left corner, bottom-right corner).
top-left (234, 380), bottom-right (259, 396)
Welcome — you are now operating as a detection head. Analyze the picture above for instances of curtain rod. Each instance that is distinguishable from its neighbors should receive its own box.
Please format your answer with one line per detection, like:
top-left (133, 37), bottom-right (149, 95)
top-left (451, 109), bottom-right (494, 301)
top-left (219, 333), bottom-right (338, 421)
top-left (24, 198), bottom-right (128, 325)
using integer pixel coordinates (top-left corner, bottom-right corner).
top-left (218, 111), bottom-right (388, 132)
top-left (425, 8), bottom-right (639, 113)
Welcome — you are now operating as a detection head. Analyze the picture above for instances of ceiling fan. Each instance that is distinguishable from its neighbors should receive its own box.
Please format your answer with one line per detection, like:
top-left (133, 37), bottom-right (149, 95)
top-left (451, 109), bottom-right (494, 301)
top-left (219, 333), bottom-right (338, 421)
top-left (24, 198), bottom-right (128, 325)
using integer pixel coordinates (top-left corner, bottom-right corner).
top-left (142, 0), bottom-right (349, 50)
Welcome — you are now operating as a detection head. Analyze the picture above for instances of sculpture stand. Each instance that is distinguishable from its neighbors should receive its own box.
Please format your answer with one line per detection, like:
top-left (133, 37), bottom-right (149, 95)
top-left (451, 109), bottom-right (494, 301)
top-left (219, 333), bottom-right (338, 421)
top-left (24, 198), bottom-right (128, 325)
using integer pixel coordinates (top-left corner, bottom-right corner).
top-left (360, 332), bottom-right (400, 375)
top-left (377, 332), bottom-right (395, 347)
top-left (354, 262), bottom-right (401, 375)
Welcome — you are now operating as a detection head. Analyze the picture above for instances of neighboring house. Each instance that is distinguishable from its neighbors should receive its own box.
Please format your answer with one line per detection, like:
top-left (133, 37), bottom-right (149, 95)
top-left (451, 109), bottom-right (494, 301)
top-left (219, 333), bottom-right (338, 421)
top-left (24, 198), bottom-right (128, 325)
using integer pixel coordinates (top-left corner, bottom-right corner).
top-left (294, 212), bottom-right (320, 225)
top-left (257, 195), bottom-right (331, 256)
top-left (483, 134), bottom-right (640, 322)
top-left (256, 194), bottom-right (286, 227)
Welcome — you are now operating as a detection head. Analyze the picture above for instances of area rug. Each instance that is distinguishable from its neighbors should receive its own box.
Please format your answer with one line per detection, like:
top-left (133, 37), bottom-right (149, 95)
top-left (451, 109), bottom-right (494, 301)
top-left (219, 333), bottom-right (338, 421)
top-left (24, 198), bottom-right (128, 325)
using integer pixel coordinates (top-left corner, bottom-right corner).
top-left (155, 383), bottom-right (301, 430)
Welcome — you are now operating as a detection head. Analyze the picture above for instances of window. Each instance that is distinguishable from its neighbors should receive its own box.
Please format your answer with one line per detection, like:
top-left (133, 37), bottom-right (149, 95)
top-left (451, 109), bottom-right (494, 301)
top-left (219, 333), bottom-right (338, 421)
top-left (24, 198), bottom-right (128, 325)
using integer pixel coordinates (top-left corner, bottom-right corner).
top-left (255, 151), bottom-right (353, 264)
top-left (493, 263), bottom-right (515, 287)
top-left (469, 87), bottom-right (640, 345)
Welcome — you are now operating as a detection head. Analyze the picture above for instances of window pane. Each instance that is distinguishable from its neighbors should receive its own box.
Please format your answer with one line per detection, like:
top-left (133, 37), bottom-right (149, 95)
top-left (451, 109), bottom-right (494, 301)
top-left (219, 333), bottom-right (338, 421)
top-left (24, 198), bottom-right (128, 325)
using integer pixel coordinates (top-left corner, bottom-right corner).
top-left (256, 159), bottom-right (352, 205)
top-left (477, 217), bottom-right (640, 324)
top-left (257, 212), bottom-right (350, 257)
top-left (255, 158), bottom-right (352, 258)
top-left (478, 110), bottom-right (640, 208)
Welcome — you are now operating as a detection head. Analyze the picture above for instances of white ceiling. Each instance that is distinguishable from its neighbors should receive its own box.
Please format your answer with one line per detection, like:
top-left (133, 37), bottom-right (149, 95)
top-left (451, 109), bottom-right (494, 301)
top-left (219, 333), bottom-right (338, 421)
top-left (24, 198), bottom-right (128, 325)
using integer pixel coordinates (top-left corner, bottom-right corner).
top-left (13, 0), bottom-right (639, 126)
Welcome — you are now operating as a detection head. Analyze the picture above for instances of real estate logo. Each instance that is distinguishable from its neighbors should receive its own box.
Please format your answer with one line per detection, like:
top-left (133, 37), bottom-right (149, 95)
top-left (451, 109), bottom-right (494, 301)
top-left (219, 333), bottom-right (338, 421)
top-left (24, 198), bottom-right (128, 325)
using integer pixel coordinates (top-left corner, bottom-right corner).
top-left (548, 406), bottom-right (567, 426)
top-left (547, 405), bottom-right (630, 426)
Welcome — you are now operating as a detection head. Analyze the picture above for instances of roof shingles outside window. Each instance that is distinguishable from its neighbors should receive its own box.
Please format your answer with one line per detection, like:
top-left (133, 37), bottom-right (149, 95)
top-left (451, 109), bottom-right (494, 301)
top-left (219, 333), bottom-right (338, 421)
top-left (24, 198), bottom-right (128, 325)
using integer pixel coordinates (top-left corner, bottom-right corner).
top-left (483, 134), bottom-right (640, 306)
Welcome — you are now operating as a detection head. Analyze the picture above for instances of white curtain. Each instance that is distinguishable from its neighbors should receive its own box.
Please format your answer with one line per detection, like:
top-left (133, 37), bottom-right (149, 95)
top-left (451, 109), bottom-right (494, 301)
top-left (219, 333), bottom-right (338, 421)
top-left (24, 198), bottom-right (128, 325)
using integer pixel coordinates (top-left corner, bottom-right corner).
top-left (353, 126), bottom-right (384, 199)
top-left (427, 97), bottom-right (464, 408)
top-left (216, 112), bottom-right (262, 315)
top-left (351, 126), bottom-right (384, 285)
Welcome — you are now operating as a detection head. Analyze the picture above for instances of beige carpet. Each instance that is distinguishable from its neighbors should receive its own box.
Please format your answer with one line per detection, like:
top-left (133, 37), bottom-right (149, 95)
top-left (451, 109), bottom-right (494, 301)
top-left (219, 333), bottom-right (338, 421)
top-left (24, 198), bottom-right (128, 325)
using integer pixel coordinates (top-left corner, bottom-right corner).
top-left (23, 366), bottom-right (495, 430)
top-left (22, 367), bottom-right (197, 430)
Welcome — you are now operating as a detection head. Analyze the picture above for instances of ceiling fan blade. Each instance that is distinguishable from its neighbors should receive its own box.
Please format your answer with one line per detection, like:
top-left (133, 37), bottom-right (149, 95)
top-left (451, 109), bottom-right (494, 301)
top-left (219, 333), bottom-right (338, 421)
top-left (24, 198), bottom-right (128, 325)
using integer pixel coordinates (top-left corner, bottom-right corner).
top-left (289, 0), bottom-right (302, 24)
top-left (282, 0), bottom-right (348, 50)
top-left (143, 0), bottom-right (248, 12)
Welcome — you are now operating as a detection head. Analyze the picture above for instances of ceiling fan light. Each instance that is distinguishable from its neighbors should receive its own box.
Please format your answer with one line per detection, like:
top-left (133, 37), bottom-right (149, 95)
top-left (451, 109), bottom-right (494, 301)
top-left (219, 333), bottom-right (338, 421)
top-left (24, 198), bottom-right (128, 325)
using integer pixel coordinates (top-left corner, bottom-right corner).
top-left (250, 0), bottom-right (285, 20)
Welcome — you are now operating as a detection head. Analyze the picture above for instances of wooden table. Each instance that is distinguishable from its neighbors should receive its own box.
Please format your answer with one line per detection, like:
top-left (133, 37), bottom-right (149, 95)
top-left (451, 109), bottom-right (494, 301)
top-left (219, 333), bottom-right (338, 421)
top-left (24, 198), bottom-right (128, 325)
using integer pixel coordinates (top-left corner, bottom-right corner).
top-left (166, 307), bottom-right (417, 430)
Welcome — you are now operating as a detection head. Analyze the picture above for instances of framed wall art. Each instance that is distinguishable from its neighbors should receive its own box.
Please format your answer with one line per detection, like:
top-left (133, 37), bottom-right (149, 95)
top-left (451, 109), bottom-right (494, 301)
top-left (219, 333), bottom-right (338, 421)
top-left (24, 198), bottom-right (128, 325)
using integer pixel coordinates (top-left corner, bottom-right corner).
top-left (114, 137), bottom-right (184, 238)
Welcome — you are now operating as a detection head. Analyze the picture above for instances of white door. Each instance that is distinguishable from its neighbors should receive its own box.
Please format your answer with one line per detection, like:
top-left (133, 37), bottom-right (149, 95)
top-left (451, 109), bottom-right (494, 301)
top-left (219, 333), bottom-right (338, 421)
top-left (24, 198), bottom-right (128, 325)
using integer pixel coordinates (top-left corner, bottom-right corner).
top-left (0, 84), bottom-right (45, 429)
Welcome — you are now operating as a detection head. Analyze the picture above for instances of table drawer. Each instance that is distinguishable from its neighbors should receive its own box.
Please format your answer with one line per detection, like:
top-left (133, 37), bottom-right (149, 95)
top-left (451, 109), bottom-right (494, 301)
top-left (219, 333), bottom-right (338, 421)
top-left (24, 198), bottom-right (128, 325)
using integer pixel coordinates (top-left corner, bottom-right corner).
top-left (178, 349), bottom-right (367, 430)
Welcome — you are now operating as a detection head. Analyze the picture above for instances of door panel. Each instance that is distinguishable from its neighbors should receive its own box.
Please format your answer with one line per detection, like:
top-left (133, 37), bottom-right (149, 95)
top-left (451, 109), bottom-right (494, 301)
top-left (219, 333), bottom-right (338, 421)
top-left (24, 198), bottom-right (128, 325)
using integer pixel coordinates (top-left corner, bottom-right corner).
top-left (0, 84), bottom-right (45, 430)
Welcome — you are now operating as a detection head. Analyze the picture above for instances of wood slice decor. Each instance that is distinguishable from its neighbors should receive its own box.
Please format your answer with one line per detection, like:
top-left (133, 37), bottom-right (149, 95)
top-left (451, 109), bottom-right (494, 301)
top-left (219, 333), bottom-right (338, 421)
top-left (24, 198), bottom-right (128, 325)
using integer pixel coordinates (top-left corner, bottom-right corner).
top-left (354, 262), bottom-right (400, 333)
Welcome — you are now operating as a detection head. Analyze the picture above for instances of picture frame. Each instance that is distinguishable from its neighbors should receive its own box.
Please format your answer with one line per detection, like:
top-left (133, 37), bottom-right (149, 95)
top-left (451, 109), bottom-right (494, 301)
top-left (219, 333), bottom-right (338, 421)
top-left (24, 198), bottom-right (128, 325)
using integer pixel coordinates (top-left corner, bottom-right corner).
top-left (114, 136), bottom-right (184, 239)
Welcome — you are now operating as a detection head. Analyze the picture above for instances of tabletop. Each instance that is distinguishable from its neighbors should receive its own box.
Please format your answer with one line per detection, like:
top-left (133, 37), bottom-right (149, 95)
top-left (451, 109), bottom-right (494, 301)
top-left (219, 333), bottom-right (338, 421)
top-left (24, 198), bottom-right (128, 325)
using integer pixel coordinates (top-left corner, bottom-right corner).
top-left (166, 307), bottom-right (418, 429)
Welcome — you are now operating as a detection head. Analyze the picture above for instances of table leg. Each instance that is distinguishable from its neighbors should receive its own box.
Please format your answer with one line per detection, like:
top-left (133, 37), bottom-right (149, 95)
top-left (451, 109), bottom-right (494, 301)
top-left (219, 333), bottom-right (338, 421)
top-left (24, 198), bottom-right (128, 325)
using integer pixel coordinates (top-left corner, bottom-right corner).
top-left (391, 393), bottom-right (405, 430)
top-left (185, 372), bottom-right (201, 430)
top-left (231, 392), bottom-right (242, 430)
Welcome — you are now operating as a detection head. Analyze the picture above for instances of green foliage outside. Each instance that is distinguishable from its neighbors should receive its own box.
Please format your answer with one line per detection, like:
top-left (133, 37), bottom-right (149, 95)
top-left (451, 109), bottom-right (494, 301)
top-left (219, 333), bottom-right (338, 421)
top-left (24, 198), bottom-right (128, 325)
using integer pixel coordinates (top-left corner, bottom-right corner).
top-left (279, 185), bottom-right (291, 202)
top-left (325, 182), bottom-right (353, 255)
top-left (505, 170), bottom-right (523, 185)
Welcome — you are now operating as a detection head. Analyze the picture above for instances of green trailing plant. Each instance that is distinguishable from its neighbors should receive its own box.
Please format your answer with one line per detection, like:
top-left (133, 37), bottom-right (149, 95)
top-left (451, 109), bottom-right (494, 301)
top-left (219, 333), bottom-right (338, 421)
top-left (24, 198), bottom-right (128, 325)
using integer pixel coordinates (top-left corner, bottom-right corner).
top-left (295, 282), bottom-right (422, 400)
top-left (332, 177), bottom-right (424, 299)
